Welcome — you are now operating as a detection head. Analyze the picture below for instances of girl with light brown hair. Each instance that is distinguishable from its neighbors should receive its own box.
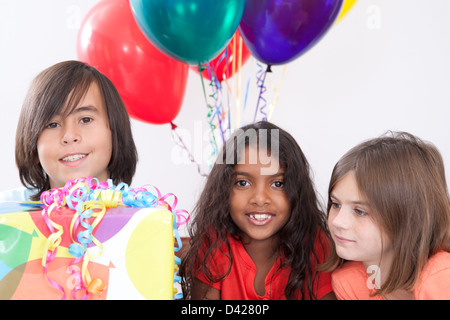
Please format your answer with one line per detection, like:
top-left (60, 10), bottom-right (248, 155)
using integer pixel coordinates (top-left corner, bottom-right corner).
top-left (323, 131), bottom-right (450, 299)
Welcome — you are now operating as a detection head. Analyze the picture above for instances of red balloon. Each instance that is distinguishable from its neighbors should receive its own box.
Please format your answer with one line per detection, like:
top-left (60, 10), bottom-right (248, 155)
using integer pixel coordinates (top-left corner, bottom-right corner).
top-left (76, 0), bottom-right (188, 124)
top-left (193, 30), bottom-right (251, 82)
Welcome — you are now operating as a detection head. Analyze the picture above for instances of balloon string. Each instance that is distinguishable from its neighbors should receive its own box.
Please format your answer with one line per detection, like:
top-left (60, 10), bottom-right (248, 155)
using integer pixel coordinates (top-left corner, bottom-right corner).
top-left (207, 51), bottom-right (232, 143)
top-left (231, 35), bottom-right (237, 132)
top-left (221, 54), bottom-right (232, 134)
top-left (206, 59), bottom-right (227, 144)
top-left (236, 34), bottom-right (243, 128)
top-left (169, 122), bottom-right (208, 177)
top-left (267, 64), bottom-right (287, 121)
top-left (253, 64), bottom-right (271, 122)
top-left (222, 63), bottom-right (234, 135)
top-left (243, 57), bottom-right (254, 113)
top-left (199, 63), bottom-right (219, 158)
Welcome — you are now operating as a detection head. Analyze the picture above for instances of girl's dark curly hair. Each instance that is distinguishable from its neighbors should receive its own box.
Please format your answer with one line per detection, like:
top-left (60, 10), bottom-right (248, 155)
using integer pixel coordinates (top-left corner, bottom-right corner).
top-left (179, 121), bottom-right (330, 299)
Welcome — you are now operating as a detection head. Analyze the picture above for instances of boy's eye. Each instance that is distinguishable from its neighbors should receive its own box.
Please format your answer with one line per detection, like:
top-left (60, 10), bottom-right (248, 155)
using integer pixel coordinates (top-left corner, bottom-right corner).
top-left (80, 117), bottom-right (93, 124)
top-left (46, 122), bottom-right (59, 129)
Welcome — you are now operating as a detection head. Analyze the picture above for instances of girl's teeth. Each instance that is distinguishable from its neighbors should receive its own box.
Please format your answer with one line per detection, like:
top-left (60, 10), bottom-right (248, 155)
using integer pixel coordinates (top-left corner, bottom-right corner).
top-left (250, 214), bottom-right (271, 221)
top-left (62, 154), bottom-right (86, 161)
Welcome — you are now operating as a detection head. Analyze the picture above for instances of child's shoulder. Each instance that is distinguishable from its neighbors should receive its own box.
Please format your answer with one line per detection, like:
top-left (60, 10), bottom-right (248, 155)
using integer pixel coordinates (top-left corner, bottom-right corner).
top-left (424, 250), bottom-right (450, 272)
top-left (331, 261), bottom-right (381, 300)
top-left (420, 250), bottom-right (450, 280)
top-left (332, 260), bottom-right (366, 278)
top-left (415, 250), bottom-right (450, 299)
top-left (197, 231), bottom-right (237, 258)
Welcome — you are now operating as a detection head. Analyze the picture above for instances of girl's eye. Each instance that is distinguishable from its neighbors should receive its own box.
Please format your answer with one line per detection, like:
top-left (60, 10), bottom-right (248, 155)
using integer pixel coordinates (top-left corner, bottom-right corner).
top-left (236, 180), bottom-right (250, 187)
top-left (331, 201), bottom-right (341, 209)
top-left (272, 181), bottom-right (284, 188)
top-left (80, 117), bottom-right (93, 124)
top-left (354, 208), bottom-right (368, 217)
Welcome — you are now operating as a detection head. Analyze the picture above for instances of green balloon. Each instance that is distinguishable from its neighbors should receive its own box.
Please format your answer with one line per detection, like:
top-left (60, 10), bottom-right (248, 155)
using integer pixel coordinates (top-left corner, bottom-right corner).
top-left (130, 0), bottom-right (245, 66)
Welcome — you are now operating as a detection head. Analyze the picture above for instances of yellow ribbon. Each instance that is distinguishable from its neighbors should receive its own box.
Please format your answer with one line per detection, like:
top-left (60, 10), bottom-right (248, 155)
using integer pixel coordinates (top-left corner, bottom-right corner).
top-left (41, 202), bottom-right (64, 267)
top-left (94, 189), bottom-right (122, 208)
top-left (42, 181), bottom-right (113, 297)
top-left (68, 200), bottom-right (107, 292)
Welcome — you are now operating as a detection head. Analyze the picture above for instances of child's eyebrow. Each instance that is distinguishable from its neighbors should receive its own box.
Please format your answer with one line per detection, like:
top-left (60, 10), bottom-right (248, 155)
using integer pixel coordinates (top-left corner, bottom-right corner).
top-left (57, 105), bottom-right (99, 118)
top-left (330, 193), bottom-right (338, 199)
top-left (330, 192), bottom-right (369, 206)
top-left (71, 105), bottom-right (99, 114)
top-left (234, 171), bottom-right (284, 178)
top-left (234, 171), bottom-right (251, 177)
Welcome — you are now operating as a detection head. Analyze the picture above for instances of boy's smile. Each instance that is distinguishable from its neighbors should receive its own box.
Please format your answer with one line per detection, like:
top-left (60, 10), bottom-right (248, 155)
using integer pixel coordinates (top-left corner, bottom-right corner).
top-left (37, 81), bottom-right (112, 189)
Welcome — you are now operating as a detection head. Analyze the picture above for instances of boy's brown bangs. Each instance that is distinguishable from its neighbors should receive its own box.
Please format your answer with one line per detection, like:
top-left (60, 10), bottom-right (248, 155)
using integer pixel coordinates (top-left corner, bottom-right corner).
top-left (59, 74), bottom-right (95, 118)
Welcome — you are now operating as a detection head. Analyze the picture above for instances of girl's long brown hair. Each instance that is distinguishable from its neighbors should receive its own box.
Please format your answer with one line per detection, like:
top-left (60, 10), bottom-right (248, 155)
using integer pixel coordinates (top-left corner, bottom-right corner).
top-left (321, 131), bottom-right (450, 296)
top-left (180, 121), bottom-right (330, 299)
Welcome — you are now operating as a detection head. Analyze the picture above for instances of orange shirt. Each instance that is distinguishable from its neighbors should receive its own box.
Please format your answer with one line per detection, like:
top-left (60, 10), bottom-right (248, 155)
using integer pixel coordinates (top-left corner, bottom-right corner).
top-left (332, 251), bottom-right (450, 300)
top-left (196, 233), bottom-right (333, 300)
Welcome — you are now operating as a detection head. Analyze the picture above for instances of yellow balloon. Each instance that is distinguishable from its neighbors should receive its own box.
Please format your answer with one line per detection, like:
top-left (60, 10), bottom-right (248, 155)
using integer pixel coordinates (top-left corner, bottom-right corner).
top-left (337, 0), bottom-right (358, 23)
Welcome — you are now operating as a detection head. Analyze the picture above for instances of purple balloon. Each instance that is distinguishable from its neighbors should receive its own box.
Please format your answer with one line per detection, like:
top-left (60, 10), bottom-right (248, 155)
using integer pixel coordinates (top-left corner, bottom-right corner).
top-left (239, 0), bottom-right (343, 65)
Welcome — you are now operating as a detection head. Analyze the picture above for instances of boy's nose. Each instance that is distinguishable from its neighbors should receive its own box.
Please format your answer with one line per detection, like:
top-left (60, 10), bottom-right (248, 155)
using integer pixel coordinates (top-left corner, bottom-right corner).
top-left (62, 126), bottom-right (81, 144)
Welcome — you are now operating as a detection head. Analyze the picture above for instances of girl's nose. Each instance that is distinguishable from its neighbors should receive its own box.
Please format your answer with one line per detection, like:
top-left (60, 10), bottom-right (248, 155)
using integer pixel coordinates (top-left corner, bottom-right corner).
top-left (329, 208), bottom-right (352, 230)
top-left (251, 185), bottom-right (271, 207)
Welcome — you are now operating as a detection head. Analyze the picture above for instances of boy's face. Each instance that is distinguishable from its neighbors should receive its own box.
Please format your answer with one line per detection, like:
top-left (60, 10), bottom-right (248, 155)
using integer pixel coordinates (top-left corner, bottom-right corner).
top-left (37, 81), bottom-right (112, 189)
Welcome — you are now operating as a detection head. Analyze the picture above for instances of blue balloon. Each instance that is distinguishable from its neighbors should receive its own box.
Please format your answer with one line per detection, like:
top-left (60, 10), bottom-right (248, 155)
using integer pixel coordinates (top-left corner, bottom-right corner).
top-left (130, 0), bottom-right (245, 66)
top-left (239, 0), bottom-right (343, 65)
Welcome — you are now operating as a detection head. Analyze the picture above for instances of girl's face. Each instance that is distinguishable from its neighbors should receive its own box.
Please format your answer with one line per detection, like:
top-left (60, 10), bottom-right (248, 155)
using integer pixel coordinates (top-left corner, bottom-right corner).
top-left (230, 146), bottom-right (290, 244)
top-left (328, 171), bottom-right (393, 267)
top-left (37, 81), bottom-right (113, 189)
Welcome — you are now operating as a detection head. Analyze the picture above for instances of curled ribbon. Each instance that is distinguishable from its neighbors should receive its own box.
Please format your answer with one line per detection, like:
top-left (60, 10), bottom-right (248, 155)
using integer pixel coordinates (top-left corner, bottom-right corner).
top-left (39, 177), bottom-right (190, 300)
top-left (253, 63), bottom-right (271, 122)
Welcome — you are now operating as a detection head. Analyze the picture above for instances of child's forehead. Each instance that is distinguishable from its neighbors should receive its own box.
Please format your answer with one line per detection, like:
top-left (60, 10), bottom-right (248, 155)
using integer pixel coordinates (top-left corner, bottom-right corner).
top-left (234, 145), bottom-right (283, 176)
top-left (331, 171), bottom-right (370, 204)
top-left (57, 81), bottom-right (103, 117)
top-left (240, 144), bottom-right (276, 158)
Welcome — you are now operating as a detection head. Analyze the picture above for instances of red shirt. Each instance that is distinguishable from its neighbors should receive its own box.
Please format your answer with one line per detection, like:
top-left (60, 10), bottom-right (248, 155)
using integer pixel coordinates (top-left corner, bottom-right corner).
top-left (196, 233), bottom-right (333, 300)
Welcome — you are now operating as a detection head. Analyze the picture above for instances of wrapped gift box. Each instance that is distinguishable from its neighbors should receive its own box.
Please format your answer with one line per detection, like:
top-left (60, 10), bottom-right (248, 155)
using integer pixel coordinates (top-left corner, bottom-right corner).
top-left (0, 201), bottom-right (181, 300)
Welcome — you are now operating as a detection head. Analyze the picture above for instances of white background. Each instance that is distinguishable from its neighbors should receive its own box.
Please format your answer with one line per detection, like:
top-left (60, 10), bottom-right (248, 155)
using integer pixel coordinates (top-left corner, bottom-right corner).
top-left (1, 0), bottom-right (450, 225)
